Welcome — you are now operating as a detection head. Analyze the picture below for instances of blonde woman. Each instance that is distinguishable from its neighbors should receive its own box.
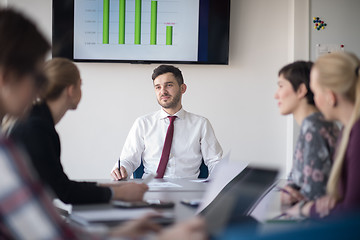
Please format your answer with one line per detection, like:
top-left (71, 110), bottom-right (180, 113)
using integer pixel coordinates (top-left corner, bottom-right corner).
top-left (287, 52), bottom-right (360, 218)
top-left (11, 58), bottom-right (148, 204)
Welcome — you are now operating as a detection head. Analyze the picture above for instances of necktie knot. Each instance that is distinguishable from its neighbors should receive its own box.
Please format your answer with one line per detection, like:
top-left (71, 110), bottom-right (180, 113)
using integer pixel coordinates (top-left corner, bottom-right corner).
top-left (168, 116), bottom-right (177, 123)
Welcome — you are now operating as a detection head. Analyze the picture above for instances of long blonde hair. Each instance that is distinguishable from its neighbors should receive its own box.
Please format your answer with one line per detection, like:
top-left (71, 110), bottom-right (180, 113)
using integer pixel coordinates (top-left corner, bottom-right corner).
top-left (42, 58), bottom-right (80, 101)
top-left (313, 52), bottom-right (360, 200)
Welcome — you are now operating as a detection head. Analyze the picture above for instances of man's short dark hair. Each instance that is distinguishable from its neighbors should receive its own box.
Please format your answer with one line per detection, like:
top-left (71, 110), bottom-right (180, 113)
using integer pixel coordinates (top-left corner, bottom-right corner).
top-left (0, 8), bottom-right (50, 84)
top-left (278, 61), bottom-right (315, 105)
top-left (152, 65), bottom-right (184, 86)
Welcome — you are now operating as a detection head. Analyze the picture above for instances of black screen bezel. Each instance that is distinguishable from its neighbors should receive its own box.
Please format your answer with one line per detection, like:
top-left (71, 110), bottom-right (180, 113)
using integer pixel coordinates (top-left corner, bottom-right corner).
top-left (52, 0), bottom-right (230, 64)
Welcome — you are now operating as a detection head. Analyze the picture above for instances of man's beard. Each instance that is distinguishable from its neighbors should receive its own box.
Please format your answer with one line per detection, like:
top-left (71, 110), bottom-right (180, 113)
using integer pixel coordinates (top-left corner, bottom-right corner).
top-left (158, 90), bottom-right (181, 109)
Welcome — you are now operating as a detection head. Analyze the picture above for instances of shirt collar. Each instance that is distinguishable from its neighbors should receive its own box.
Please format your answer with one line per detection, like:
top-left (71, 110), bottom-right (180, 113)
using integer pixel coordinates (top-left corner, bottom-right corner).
top-left (159, 108), bottom-right (185, 120)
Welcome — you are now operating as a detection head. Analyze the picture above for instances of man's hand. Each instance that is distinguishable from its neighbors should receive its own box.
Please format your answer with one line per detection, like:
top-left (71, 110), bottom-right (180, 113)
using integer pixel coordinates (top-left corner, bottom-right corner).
top-left (111, 166), bottom-right (128, 180)
top-left (111, 182), bottom-right (148, 202)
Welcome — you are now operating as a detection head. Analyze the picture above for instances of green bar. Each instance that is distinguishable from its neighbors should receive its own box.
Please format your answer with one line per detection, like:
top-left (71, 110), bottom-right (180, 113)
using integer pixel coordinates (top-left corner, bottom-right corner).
top-left (150, 1), bottom-right (157, 45)
top-left (166, 26), bottom-right (173, 45)
top-left (103, 0), bottom-right (109, 44)
top-left (119, 0), bottom-right (125, 44)
top-left (135, 0), bottom-right (141, 44)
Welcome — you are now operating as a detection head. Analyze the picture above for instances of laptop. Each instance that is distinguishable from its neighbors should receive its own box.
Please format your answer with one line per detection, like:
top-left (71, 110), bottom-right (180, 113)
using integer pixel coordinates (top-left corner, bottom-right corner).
top-left (198, 165), bottom-right (278, 235)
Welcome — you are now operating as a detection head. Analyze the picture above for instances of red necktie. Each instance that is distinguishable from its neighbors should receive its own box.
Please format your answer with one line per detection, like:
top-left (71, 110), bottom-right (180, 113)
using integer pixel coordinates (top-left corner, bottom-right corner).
top-left (156, 116), bottom-right (176, 178)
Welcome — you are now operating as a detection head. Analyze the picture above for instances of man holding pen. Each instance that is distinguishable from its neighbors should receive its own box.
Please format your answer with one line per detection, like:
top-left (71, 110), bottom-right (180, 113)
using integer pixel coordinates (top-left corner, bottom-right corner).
top-left (111, 65), bottom-right (223, 180)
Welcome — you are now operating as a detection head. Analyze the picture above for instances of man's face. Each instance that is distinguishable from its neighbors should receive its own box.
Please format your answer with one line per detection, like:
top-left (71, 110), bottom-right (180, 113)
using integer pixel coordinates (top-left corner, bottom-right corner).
top-left (153, 72), bottom-right (183, 110)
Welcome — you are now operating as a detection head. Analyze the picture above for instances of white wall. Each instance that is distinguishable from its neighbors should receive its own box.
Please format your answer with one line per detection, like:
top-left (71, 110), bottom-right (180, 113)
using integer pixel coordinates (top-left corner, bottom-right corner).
top-left (5, 0), bottom-right (309, 180)
top-left (287, 0), bottom-right (310, 175)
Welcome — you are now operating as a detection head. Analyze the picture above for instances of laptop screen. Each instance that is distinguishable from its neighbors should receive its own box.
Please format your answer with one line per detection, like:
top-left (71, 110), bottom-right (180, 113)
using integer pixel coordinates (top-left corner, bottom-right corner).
top-left (199, 166), bottom-right (278, 234)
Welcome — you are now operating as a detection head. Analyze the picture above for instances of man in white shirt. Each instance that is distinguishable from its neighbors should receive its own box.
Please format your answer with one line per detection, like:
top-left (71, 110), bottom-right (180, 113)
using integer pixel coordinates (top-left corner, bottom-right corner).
top-left (111, 65), bottom-right (222, 179)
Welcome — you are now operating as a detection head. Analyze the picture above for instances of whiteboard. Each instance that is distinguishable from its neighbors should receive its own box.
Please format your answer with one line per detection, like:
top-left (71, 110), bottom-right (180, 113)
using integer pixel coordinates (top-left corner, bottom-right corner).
top-left (310, 0), bottom-right (360, 61)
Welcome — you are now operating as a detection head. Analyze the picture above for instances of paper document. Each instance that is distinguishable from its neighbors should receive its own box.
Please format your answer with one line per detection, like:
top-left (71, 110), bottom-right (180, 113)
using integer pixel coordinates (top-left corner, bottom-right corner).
top-left (53, 199), bottom-right (72, 214)
top-left (250, 185), bottom-right (280, 222)
top-left (190, 151), bottom-right (232, 183)
top-left (196, 160), bottom-right (248, 214)
top-left (147, 182), bottom-right (182, 190)
top-left (190, 179), bottom-right (209, 183)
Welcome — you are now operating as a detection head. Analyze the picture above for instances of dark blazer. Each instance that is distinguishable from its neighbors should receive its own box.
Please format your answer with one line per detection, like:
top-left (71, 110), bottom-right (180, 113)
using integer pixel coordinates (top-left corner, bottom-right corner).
top-left (10, 102), bottom-right (112, 204)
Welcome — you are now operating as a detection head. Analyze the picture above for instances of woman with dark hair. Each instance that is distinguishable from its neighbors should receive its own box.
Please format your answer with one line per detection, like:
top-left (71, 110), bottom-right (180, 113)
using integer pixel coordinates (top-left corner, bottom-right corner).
top-left (274, 61), bottom-right (339, 206)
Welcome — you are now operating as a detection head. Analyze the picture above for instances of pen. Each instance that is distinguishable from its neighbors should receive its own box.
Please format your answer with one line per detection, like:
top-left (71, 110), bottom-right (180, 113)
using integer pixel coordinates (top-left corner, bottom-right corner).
top-left (275, 187), bottom-right (291, 195)
top-left (118, 158), bottom-right (121, 181)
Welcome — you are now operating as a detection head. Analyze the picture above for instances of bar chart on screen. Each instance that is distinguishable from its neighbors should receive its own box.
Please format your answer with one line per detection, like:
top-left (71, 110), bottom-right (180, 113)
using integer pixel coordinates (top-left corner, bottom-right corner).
top-left (74, 0), bottom-right (199, 61)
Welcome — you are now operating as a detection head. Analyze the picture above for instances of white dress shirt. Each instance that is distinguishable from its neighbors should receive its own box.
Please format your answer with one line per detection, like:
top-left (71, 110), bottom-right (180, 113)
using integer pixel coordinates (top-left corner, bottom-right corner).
top-left (116, 108), bottom-right (223, 179)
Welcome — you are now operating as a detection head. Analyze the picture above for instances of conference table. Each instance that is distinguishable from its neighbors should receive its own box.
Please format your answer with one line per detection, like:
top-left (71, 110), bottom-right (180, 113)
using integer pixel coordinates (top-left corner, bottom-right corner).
top-left (142, 178), bottom-right (207, 222)
top-left (65, 179), bottom-right (207, 224)
top-left (59, 178), bottom-right (293, 234)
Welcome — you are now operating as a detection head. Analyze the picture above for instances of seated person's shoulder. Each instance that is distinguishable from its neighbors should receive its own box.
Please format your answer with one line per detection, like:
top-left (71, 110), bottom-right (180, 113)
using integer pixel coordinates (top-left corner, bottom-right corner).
top-left (303, 112), bottom-right (338, 132)
top-left (11, 116), bottom-right (54, 142)
top-left (134, 111), bottom-right (159, 126)
top-left (20, 115), bottom-right (51, 130)
top-left (352, 118), bottom-right (360, 131)
top-left (185, 111), bottom-right (210, 123)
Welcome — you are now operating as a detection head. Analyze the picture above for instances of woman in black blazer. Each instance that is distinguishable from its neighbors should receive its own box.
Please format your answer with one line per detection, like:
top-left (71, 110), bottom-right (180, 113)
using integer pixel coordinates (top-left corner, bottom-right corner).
top-left (10, 58), bottom-right (148, 204)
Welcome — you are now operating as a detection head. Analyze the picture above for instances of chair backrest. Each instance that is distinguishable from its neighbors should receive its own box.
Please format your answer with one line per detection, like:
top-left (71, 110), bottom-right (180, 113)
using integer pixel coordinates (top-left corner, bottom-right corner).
top-left (133, 161), bottom-right (145, 179)
top-left (198, 161), bottom-right (209, 179)
top-left (132, 160), bottom-right (209, 179)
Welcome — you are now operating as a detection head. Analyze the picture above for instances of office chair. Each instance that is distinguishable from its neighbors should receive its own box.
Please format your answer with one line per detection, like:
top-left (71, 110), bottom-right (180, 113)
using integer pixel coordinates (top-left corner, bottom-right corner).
top-left (133, 160), bottom-right (209, 179)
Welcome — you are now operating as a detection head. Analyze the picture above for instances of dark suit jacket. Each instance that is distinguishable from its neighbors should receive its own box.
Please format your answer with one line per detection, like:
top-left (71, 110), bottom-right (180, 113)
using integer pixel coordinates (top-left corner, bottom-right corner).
top-left (10, 102), bottom-right (112, 204)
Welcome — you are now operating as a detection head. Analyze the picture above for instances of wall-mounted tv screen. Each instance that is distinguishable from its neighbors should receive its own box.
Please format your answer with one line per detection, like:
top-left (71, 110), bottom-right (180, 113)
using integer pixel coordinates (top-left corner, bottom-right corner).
top-left (53, 0), bottom-right (230, 64)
